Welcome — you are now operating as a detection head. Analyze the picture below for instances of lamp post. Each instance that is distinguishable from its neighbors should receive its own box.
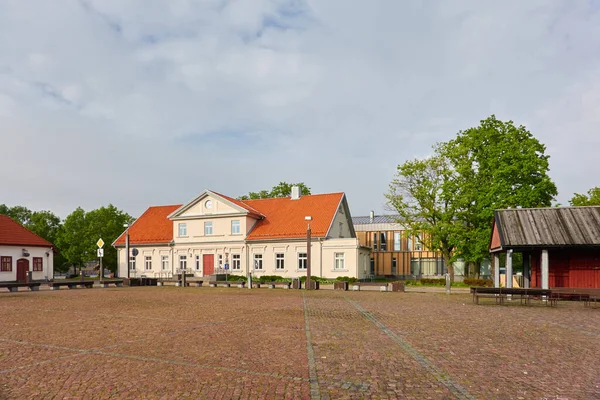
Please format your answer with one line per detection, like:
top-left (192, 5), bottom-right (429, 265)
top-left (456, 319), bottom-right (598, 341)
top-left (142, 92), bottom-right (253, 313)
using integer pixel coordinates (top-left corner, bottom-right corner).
top-left (305, 216), bottom-right (312, 290)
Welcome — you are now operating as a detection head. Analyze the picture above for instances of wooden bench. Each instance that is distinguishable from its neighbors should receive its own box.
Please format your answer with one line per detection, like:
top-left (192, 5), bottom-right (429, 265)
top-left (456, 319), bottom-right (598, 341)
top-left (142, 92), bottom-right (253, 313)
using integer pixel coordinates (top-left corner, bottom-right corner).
top-left (99, 279), bottom-right (124, 288)
top-left (550, 288), bottom-right (597, 307)
top-left (49, 281), bottom-right (95, 290)
top-left (252, 281), bottom-right (291, 289)
top-left (0, 282), bottom-right (42, 292)
top-left (470, 287), bottom-right (554, 306)
top-left (209, 281), bottom-right (246, 288)
top-left (352, 282), bottom-right (389, 292)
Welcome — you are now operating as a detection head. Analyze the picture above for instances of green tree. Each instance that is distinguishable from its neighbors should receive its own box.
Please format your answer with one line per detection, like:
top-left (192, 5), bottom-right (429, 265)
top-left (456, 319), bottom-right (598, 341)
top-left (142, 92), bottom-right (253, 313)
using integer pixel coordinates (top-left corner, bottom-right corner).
top-left (441, 116), bottom-right (557, 273)
top-left (386, 155), bottom-right (463, 281)
top-left (56, 207), bottom-right (89, 275)
top-left (85, 205), bottom-right (132, 273)
top-left (238, 182), bottom-right (311, 200)
top-left (569, 187), bottom-right (600, 206)
top-left (0, 205), bottom-right (32, 225)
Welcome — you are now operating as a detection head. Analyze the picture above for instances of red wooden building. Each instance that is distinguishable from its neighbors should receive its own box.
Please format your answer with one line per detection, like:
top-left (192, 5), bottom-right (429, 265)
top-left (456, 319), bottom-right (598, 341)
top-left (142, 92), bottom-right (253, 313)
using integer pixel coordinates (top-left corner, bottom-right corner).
top-left (490, 206), bottom-right (600, 289)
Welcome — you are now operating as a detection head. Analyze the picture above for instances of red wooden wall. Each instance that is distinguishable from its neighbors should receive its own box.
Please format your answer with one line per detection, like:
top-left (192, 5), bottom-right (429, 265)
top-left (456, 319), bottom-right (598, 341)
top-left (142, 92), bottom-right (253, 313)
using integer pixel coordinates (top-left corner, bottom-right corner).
top-left (530, 248), bottom-right (600, 288)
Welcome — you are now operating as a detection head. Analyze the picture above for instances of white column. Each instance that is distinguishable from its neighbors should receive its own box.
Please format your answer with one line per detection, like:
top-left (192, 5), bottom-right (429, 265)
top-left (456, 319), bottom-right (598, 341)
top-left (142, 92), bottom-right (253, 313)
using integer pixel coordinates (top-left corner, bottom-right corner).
top-left (523, 253), bottom-right (530, 289)
top-left (505, 250), bottom-right (513, 288)
top-left (493, 253), bottom-right (500, 288)
top-left (541, 250), bottom-right (549, 289)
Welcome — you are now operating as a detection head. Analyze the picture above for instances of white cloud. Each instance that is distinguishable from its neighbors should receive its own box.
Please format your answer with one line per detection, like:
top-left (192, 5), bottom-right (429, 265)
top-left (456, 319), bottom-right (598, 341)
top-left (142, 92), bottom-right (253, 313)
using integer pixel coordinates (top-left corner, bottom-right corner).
top-left (0, 0), bottom-right (599, 218)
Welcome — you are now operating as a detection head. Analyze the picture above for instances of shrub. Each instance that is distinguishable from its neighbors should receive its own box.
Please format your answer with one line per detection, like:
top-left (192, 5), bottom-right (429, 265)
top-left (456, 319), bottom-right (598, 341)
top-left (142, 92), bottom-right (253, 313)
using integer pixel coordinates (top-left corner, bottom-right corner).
top-left (335, 276), bottom-right (358, 284)
top-left (225, 274), bottom-right (246, 281)
top-left (258, 275), bottom-right (291, 283)
top-left (420, 278), bottom-right (446, 286)
top-left (463, 278), bottom-right (493, 287)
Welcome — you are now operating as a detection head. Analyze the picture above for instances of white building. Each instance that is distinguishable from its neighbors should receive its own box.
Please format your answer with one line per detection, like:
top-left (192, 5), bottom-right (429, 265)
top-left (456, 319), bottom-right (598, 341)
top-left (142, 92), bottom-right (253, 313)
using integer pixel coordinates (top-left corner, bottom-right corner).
top-left (113, 189), bottom-right (370, 280)
top-left (0, 215), bottom-right (54, 282)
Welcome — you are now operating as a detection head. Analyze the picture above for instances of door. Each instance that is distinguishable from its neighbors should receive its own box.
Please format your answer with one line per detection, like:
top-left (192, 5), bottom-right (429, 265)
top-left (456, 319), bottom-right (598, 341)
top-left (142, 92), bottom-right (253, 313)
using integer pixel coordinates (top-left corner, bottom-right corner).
top-left (16, 259), bottom-right (29, 282)
top-left (203, 254), bottom-right (214, 276)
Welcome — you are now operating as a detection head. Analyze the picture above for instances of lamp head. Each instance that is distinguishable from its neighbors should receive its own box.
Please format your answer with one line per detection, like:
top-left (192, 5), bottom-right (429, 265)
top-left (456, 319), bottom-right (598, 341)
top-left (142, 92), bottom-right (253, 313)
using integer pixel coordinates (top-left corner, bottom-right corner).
top-left (305, 216), bottom-right (312, 221)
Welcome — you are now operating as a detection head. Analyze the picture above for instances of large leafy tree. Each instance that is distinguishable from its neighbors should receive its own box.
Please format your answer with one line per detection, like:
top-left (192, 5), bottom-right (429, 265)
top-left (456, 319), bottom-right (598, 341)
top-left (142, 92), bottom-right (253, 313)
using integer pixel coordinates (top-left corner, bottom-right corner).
top-left (238, 182), bottom-right (311, 200)
top-left (386, 155), bottom-right (463, 281)
top-left (85, 205), bottom-right (132, 272)
top-left (388, 116), bottom-right (558, 280)
top-left (441, 116), bottom-right (557, 271)
top-left (56, 207), bottom-right (89, 274)
top-left (0, 205), bottom-right (33, 225)
top-left (570, 187), bottom-right (600, 206)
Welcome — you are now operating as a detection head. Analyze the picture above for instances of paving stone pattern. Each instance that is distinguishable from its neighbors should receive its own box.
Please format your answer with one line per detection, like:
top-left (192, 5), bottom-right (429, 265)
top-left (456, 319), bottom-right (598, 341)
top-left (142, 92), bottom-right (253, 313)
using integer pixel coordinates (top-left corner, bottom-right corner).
top-left (0, 287), bottom-right (598, 399)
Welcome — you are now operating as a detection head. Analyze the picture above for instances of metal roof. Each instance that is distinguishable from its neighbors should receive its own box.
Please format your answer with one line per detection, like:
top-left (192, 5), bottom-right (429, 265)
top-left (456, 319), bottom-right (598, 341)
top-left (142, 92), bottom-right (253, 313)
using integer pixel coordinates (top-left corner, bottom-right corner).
top-left (495, 206), bottom-right (600, 248)
top-left (352, 215), bottom-right (400, 225)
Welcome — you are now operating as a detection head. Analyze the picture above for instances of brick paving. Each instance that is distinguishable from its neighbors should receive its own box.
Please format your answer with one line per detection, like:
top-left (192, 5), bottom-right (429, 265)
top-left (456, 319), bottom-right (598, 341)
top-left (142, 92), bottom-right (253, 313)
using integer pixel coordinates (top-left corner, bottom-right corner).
top-left (0, 287), bottom-right (599, 399)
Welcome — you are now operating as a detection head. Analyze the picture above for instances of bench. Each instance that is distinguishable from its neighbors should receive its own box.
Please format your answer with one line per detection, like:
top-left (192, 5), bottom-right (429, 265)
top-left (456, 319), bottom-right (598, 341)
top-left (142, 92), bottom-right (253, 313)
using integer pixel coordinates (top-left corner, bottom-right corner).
top-left (209, 281), bottom-right (246, 288)
top-left (99, 279), bottom-right (124, 288)
top-left (352, 282), bottom-right (389, 292)
top-left (470, 287), bottom-right (554, 306)
top-left (550, 288), bottom-right (597, 307)
top-left (49, 281), bottom-right (95, 290)
top-left (0, 282), bottom-right (42, 292)
top-left (252, 281), bottom-right (291, 289)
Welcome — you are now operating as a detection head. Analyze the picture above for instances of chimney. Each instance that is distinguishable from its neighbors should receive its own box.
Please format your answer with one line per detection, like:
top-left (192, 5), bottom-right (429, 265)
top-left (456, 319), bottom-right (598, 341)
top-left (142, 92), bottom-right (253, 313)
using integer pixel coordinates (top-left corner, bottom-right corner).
top-left (291, 186), bottom-right (301, 200)
top-left (369, 210), bottom-right (374, 223)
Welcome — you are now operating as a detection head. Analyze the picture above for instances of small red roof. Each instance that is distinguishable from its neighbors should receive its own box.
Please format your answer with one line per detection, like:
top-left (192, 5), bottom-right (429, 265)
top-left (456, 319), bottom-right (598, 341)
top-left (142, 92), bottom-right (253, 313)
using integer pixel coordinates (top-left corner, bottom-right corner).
top-left (113, 205), bottom-right (182, 246)
top-left (0, 214), bottom-right (54, 248)
top-left (243, 193), bottom-right (344, 240)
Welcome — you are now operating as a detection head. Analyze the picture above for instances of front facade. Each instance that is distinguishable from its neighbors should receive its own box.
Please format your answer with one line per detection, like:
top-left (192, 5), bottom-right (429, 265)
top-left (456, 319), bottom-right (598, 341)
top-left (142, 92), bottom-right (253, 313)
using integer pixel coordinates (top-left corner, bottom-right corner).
top-left (0, 215), bottom-right (54, 282)
top-left (490, 206), bottom-right (600, 289)
top-left (352, 213), bottom-right (446, 278)
top-left (114, 190), bottom-right (370, 280)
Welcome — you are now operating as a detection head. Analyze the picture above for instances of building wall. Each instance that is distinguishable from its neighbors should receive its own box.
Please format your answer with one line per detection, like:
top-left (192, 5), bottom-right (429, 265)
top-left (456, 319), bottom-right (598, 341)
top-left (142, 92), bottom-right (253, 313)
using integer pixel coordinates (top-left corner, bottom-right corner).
top-left (530, 248), bottom-right (600, 288)
top-left (328, 208), bottom-right (353, 238)
top-left (117, 238), bottom-right (365, 279)
top-left (0, 245), bottom-right (54, 282)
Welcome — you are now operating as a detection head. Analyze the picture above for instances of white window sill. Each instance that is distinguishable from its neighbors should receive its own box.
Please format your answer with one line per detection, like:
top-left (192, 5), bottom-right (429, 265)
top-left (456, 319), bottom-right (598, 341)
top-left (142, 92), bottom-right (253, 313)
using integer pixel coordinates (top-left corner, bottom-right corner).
top-left (332, 269), bottom-right (349, 272)
top-left (274, 269), bottom-right (287, 273)
top-left (253, 270), bottom-right (265, 273)
top-left (296, 269), bottom-right (307, 273)
top-left (178, 236), bottom-right (189, 238)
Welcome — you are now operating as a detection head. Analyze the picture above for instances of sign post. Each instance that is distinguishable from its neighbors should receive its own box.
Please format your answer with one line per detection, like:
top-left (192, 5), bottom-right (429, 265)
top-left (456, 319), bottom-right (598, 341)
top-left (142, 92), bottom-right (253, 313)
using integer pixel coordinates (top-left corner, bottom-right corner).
top-left (97, 239), bottom-right (105, 281)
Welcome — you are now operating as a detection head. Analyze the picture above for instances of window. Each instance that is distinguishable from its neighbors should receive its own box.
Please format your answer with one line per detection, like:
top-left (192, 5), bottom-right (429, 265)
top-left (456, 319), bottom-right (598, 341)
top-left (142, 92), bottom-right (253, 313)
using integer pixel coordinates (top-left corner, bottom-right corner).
top-left (334, 253), bottom-right (345, 270)
top-left (129, 256), bottom-right (136, 271)
top-left (144, 256), bottom-right (152, 271)
top-left (298, 253), bottom-right (307, 270)
top-left (254, 254), bottom-right (263, 270)
top-left (407, 236), bottom-right (413, 251)
top-left (373, 233), bottom-right (378, 251)
top-left (231, 220), bottom-right (241, 234)
top-left (1, 256), bottom-right (12, 272)
top-left (179, 255), bottom-right (187, 271)
top-left (392, 257), bottom-right (397, 275)
top-left (161, 255), bottom-right (169, 270)
top-left (33, 257), bottom-right (43, 271)
top-left (415, 235), bottom-right (423, 251)
top-left (380, 232), bottom-right (387, 251)
top-left (195, 255), bottom-right (200, 270)
top-left (204, 221), bottom-right (213, 235)
top-left (178, 223), bottom-right (187, 237)
top-left (232, 254), bottom-right (241, 270)
top-left (218, 254), bottom-right (223, 268)
top-left (370, 258), bottom-right (375, 275)
top-left (275, 253), bottom-right (285, 270)
top-left (394, 232), bottom-right (401, 251)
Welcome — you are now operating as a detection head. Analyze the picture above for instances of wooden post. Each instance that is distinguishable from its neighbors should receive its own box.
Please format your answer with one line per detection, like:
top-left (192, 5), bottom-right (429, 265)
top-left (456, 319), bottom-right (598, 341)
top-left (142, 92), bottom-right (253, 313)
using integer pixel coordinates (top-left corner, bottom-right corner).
top-left (493, 253), bottom-right (500, 288)
top-left (505, 250), bottom-right (513, 288)
top-left (522, 253), bottom-right (530, 288)
top-left (541, 250), bottom-right (549, 289)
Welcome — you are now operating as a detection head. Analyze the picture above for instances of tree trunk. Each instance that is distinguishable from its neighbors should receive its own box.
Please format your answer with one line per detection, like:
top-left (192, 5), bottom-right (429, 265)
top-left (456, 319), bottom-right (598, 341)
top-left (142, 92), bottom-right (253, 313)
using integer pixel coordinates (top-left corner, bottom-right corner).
top-left (444, 253), bottom-right (454, 282)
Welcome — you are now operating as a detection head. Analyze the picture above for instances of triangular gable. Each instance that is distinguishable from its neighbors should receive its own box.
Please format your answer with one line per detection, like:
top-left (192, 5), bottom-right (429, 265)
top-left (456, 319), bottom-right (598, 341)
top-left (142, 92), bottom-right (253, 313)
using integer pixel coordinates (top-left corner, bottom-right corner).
top-left (168, 190), bottom-right (263, 220)
top-left (325, 194), bottom-right (356, 238)
top-left (489, 212), bottom-right (504, 253)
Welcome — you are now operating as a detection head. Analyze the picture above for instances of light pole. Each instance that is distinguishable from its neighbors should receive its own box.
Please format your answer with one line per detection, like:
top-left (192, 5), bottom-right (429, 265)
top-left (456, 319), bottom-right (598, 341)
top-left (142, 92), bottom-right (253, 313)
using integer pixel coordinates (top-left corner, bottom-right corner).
top-left (305, 216), bottom-right (312, 290)
top-left (124, 223), bottom-right (130, 280)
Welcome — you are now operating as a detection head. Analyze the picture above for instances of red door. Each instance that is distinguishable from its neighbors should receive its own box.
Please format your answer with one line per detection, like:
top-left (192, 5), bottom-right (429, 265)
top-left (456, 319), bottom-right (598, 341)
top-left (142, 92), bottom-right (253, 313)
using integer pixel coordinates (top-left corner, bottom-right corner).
top-left (203, 254), bottom-right (214, 276)
top-left (16, 259), bottom-right (29, 282)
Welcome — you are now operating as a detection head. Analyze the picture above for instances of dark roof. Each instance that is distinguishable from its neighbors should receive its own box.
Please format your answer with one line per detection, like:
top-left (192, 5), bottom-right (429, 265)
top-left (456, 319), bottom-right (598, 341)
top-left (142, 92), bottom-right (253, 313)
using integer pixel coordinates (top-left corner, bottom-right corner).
top-left (495, 206), bottom-right (600, 247)
top-left (0, 215), bottom-right (54, 247)
top-left (352, 215), bottom-right (401, 225)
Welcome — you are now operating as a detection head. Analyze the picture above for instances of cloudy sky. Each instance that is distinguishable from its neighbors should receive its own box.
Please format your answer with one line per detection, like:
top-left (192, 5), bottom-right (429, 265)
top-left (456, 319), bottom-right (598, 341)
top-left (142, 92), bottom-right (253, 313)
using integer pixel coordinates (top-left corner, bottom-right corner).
top-left (1, 0), bottom-right (599, 219)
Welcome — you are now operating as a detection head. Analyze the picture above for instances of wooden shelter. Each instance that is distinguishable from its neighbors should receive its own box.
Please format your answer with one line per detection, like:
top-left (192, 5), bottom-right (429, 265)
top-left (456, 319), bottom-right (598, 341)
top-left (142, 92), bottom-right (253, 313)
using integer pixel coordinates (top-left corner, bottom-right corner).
top-left (489, 206), bottom-right (600, 289)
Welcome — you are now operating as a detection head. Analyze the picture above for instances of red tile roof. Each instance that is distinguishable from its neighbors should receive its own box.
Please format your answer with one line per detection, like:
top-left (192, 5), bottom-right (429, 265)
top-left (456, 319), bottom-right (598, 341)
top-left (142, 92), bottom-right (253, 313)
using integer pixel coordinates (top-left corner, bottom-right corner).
top-left (113, 205), bottom-right (182, 246)
top-left (243, 193), bottom-right (344, 240)
top-left (0, 214), bottom-right (54, 247)
top-left (211, 191), bottom-right (265, 217)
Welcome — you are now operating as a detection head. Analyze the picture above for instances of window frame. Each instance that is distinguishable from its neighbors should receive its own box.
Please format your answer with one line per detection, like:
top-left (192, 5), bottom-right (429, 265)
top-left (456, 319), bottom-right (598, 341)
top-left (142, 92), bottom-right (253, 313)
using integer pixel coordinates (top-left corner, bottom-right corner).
top-left (32, 257), bottom-right (43, 272)
top-left (179, 255), bottom-right (187, 271)
top-left (1, 256), bottom-right (13, 272)
top-left (144, 256), bottom-right (152, 271)
top-left (334, 252), bottom-right (345, 270)
top-left (231, 220), bottom-right (241, 235)
top-left (298, 253), bottom-right (307, 270)
top-left (178, 223), bottom-right (187, 237)
top-left (275, 253), bottom-right (285, 270)
top-left (129, 256), bottom-right (136, 271)
top-left (204, 221), bottom-right (213, 235)
top-left (373, 232), bottom-right (378, 251)
top-left (232, 254), bottom-right (241, 270)
top-left (253, 254), bottom-right (263, 270)
top-left (393, 232), bottom-right (401, 251)
top-left (161, 255), bottom-right (169, 270)
top-left (195, 255), bottom-right (201, 270)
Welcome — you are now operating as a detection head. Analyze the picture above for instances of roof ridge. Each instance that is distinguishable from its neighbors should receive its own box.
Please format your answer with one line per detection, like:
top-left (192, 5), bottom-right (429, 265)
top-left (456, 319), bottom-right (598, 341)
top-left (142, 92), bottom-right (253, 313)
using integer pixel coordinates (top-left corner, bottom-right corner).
top-left (241, 192), bottom-right (344, 202)
top-left (498, 205), bottom-right (600, 211)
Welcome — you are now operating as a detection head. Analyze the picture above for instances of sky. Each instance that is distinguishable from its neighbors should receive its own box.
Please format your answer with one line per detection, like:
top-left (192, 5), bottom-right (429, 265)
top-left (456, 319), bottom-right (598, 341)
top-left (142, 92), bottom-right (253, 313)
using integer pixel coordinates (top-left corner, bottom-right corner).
top-left (1, 0), bottom-right (599, 220)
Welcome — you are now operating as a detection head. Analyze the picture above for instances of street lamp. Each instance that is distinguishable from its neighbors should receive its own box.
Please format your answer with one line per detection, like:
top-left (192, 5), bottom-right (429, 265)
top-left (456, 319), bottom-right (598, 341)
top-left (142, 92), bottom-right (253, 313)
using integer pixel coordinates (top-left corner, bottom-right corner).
top-left (305, 216), bottom-right (312, 290)
top-left (123, 222), bottom-right (131, 280)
